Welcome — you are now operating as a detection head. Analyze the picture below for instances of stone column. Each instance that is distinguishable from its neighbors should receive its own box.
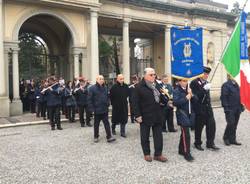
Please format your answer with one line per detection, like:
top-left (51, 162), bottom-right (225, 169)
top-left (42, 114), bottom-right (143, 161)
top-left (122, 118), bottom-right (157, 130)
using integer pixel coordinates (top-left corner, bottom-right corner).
top-left (123, 18), bottom-right (131, 83)
top-left (0, 0), bottom-right (10, 117)
top-left (12, 48), bottom-right (20, 100)
top-left (73, 53), bottom-right (79, 78)
top-left (164, 25), bottom-right (172, 83)
top-left (10, 47), bottom-right (23, 115)
top-left (81, 48), bottom-right (88, 77)
top-left (90, 9), bottom-right (99, 83)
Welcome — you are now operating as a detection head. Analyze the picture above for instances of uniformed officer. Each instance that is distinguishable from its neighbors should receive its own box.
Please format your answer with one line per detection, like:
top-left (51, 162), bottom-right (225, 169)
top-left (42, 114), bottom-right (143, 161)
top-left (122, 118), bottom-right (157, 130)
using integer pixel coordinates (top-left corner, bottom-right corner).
top-left (190, 66), bottom-right (219, 151)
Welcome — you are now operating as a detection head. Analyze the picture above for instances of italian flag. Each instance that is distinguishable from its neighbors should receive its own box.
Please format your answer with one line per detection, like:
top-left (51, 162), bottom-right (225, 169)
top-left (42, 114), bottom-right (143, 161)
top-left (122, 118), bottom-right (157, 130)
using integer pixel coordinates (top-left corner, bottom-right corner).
top-left (221, 11), bottom-right (250, 111)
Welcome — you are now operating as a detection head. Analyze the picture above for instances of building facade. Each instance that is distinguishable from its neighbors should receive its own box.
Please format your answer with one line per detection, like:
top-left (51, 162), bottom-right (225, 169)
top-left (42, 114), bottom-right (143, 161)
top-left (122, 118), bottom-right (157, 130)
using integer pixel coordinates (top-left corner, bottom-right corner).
top-left (0, 0), bottom-right (249, 117)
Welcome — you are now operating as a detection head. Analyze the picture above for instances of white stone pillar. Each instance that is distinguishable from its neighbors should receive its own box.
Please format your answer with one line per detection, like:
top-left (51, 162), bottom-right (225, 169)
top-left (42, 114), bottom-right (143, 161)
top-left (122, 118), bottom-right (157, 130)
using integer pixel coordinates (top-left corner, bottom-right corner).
top-left (90, 10), bottom-right (99, 83)
top-left (0, 0), bottom-right (10, 117)
top-left (73, 53), bottom-right (79, 78)
top-left (164, 25), bottom-right (172, 80)
top-left (12, 48), bottom-right (20, 100)
top-left (123, 18), bottom-right (131, 83)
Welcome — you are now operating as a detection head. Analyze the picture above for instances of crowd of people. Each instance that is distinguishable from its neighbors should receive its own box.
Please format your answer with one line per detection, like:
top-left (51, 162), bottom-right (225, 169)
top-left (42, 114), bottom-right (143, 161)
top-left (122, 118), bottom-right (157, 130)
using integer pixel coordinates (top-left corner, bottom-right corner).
top-left (18, 66), bottom-right (245, 162)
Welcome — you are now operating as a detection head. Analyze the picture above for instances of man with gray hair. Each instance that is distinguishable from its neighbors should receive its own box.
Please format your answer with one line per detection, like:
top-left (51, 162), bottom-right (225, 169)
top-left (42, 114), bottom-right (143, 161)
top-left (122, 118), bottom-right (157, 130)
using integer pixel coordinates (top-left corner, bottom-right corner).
top-left (132, 68), bottom-right (168, 162)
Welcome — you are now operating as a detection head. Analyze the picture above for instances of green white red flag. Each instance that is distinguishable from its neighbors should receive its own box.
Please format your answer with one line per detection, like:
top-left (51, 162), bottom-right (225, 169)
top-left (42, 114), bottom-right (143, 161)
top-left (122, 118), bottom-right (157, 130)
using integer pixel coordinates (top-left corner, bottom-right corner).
top-left (221, 11), bottom-right (250, 111)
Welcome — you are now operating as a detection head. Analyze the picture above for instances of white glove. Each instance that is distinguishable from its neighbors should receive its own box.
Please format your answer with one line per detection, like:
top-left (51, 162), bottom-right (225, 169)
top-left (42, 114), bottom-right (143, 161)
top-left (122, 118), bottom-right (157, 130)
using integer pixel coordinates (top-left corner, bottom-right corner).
top-left (203, 83), bottom-right (211, 91)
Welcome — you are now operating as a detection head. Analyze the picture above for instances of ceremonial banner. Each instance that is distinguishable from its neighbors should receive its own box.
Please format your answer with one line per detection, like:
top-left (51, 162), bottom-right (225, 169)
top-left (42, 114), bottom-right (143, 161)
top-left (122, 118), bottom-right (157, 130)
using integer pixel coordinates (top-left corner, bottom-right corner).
top-left (221, 11), bottom-right (250, 111)
top-left (171, 27), bottom-right (203, 79)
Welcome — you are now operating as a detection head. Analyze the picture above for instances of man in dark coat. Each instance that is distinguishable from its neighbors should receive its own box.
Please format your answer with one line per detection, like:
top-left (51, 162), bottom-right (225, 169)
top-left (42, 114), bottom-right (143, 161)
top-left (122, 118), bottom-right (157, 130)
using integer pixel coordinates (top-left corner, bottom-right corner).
top-left (190, 66), bottom-right (219, 151)
top-left (132, 68), bottom-right (168, 162)
top-left (110, 74), bottom-right (130, 137)
top-left (87, 75), bottom-right (115, 143)
top-left (221, 76), bottom-right (244, 146)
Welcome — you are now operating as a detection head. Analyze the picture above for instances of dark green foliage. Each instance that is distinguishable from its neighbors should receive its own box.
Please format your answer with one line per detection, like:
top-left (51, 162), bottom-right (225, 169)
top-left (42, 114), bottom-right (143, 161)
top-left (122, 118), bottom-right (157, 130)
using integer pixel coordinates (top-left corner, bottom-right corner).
top-left (18, 33), bottom-right (47, 80)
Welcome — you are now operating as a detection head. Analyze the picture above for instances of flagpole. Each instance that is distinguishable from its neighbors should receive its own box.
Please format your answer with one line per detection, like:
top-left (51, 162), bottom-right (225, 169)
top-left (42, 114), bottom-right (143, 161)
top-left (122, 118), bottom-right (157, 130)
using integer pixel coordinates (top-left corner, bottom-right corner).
top-left (209, 0), bottom-right (249, 83)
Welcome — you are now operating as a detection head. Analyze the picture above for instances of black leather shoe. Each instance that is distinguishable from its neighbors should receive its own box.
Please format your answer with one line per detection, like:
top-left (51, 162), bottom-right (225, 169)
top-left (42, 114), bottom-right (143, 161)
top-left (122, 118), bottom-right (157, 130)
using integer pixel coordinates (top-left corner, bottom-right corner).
top-left (194, 144), bottom-right (204, 151)
top-left (230, 141), bottom-right (242, 146)
top-left (107, 137), bottom-right (116, 143)
top-left (121, 134), bottom-right (127, 138)
top-left (184, 154), bottom-right (194, 162)
top-left (57, 127), bottom-right (63, 130)
top-left (224, 139), bottom-right (231, 146)
top-left (51, 127), bottom-right (55, 131)
top-left (162, 129), bottom-right (167, 133)
top-left (207, 145), bottom-right (220, 151)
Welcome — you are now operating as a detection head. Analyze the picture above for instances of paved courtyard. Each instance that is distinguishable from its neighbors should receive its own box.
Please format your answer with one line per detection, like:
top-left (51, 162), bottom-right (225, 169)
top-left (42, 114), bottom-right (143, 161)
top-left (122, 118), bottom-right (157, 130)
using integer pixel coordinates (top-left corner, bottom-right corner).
top-left (0, 108), bottom-right (250, 184)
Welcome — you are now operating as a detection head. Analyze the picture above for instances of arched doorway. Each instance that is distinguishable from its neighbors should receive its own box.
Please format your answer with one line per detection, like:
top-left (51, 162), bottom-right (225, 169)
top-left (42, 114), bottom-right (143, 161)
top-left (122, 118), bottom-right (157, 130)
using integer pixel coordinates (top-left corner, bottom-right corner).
top-left (9, 12), bottom-right (81, 114)
top-left (18, 14), bottom-right (74, 80)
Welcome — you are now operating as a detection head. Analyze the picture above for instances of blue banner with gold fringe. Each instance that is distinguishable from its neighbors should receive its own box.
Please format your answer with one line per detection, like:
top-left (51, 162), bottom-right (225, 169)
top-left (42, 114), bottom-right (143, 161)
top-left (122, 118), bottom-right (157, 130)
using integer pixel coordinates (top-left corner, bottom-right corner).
top-left (171, 27), bottom-right (203, 79)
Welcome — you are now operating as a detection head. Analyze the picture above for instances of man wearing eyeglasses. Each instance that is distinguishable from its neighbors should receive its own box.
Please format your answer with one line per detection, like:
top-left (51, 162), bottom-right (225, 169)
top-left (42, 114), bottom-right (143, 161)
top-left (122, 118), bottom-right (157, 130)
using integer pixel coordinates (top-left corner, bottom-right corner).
top-left (132, 68), bottom-right (168, 162)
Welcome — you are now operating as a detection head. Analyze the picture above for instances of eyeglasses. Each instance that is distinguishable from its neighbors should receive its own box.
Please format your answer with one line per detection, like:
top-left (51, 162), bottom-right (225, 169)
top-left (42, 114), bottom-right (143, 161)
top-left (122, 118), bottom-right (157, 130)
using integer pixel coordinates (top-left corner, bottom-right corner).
top-left (149, 74), bottom-right (156, 77)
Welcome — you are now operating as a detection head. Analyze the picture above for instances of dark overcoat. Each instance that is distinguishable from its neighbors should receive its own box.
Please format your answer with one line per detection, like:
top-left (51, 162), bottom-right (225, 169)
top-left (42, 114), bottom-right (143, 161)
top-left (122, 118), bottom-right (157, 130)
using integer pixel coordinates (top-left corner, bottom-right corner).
top-left (110, 82), bottom-right (129, 124)
top-left (132, 79), bottom-right (166, 126)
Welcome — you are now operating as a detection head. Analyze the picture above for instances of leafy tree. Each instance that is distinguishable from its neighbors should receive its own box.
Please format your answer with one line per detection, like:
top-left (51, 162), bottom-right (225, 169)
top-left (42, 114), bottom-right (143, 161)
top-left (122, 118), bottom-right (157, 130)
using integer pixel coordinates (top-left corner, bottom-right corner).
top-left (99, 35), bottom-right (121, 75)
top-left (18, 33), bottom-right (47, 80)
top-left (231, 1), bottom-right (241, 15)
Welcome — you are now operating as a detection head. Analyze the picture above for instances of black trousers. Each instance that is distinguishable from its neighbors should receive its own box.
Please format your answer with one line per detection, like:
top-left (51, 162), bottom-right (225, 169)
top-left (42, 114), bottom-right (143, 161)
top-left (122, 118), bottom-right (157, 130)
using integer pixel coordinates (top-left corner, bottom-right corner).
top-left (94, 113), bottom-right (112, 139)
top-left (130, 105), bottom-right (135, 123)
top-left (67, 105), bottom-right (75, 122)
top-left (162, 107), bottom-right (174, 131)
top-left (223, 111), bottom-right (240, 142)
top-left (78, 105), bottom-right (91, 125)
top-left (30, 99), bottom-right (36, 113)
top-left (36, 102), bottom-right (47, 118)
top-left (112, 122), bottom-right (127, 135)
top-left (194, 113), bottom-right (216, 147)
top-left (179, 126), bottom-right (190, 155)
top-left (48, 105), bottom-right (61, 128)
top-left (140, 123), bottom-right (163, 156)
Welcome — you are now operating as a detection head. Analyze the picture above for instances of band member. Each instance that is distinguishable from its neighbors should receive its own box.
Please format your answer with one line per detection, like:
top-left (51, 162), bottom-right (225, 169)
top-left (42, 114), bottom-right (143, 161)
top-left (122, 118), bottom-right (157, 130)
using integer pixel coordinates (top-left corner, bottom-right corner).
top-left (190, 66), bottom-right (219, 151)
top-left (74, 77), bottom-right (92, 127)
top-left (110, 74), bottom-right (130, 137)
top-left (221, 75), bottom-right (244, 146)
top-left (35, 80), bottom-right (47, 119)
top-left (87, 75), bottom-right (115, 143)
top-left (129, 75), bottom-right (139, 123)
top-left (161, 74), bottom-right (177, 133)
top-left (64, 81), bottom-right (76, 123)
top-left (28, 80), bottom-right (36, 113)
top-left (173, 78), bottom-right (195, 162)
top-left (132, 68), bottom-right (168, 162)
top-left (42, 77), bottom-right (63, 130)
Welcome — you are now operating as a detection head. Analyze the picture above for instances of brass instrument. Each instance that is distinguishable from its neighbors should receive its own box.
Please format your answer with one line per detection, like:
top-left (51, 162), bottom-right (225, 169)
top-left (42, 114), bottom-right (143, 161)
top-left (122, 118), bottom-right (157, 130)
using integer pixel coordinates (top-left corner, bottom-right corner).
top-left (155, 80), bottom-right (174, 107)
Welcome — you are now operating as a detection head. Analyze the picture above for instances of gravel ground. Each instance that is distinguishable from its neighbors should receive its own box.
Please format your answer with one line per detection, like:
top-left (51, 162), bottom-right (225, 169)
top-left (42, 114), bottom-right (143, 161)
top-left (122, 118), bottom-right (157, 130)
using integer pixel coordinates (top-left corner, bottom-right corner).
top-left (0, 108), bottom-right (250, 184)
